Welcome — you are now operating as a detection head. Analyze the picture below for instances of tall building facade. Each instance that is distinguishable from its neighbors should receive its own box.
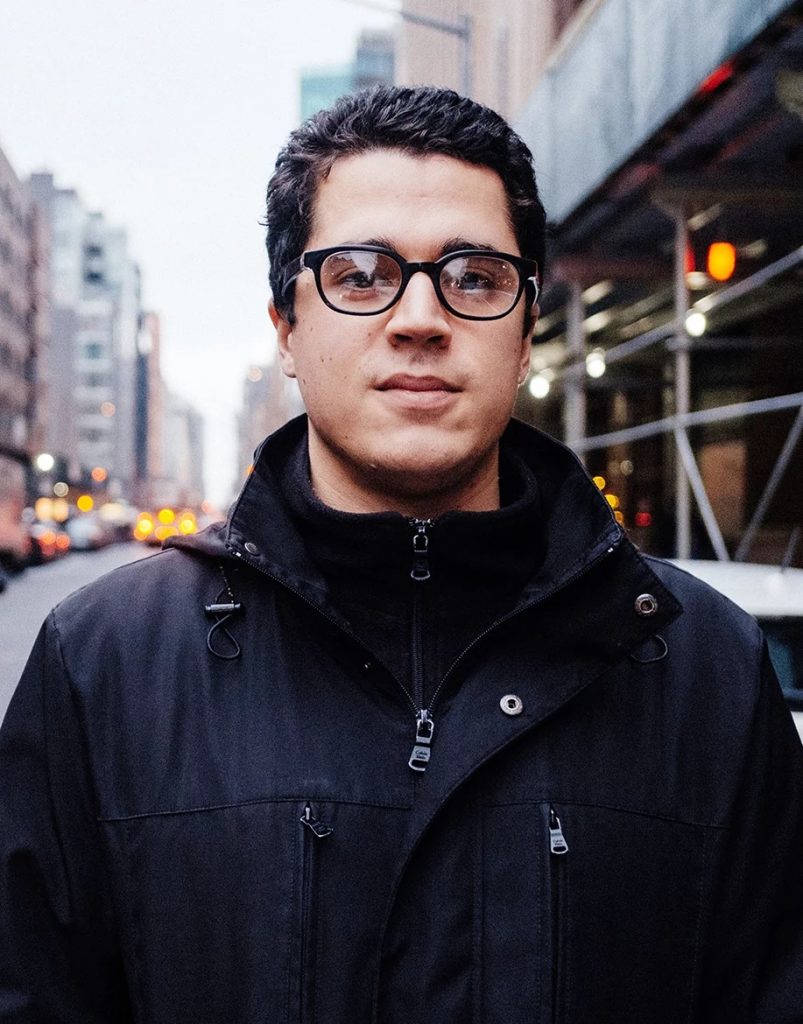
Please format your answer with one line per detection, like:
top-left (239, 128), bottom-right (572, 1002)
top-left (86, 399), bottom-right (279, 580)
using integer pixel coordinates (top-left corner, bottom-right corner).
top-left (236, 363), bottom-right (303, 493)
top-left (28, 173), bottom-right (141, 499)
top-left (300, 29), bottom-right (396, 120)
top-left (396, 0), bottom-right (554, 120)
top-left (0, 144), bottom-right (48, 565)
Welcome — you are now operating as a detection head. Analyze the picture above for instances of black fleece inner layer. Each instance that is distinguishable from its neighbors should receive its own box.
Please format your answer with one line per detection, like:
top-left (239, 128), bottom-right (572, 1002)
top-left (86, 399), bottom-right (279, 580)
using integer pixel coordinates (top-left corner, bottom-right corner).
top-left (279, 437), bottom-right (545, 707)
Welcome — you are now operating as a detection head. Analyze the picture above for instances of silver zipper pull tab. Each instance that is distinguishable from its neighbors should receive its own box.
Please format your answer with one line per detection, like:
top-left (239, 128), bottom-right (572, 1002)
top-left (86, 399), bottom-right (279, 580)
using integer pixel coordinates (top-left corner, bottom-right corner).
top-left (549, 806), bottom-right (569, 855)
top-left (408, 709), bottom-right (435, 771)
top-left (410, 519), bottom-right (432, 581)
top-left (300, 804), bottom-right (333, 838)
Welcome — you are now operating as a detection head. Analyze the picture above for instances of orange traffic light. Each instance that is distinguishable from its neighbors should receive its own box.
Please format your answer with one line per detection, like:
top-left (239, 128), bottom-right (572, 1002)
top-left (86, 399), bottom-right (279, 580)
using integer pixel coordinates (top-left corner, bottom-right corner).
top-left (707, 242), bottom-right (736, 282)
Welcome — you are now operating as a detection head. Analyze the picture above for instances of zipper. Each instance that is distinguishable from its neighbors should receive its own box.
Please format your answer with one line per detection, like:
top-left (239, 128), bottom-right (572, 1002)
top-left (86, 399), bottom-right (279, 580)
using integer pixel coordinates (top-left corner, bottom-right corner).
top-left (408, 519), bottom-right (433, 771)
top-left (231, 525), bottom-right (623, 776)
top-left (549, 806), bottom-right (568, 855)
top-left (298, 803), bottom-right (332, 1023)
top-left (548, 804), bottom-right (568, 1023)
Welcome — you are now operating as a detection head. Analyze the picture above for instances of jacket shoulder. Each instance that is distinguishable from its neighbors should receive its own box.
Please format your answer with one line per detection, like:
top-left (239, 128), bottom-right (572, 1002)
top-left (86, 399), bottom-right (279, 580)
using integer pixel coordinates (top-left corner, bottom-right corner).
top-left (643, 554), bottom-right (763, 641)
top-left (50, 546), bottom-right (221, 651)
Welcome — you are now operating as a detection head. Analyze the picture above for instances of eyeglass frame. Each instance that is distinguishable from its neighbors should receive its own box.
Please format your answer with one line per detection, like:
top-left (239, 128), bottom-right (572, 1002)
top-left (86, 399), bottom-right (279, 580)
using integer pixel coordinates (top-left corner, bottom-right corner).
top-left (280, 243), bottom-right (540, 321)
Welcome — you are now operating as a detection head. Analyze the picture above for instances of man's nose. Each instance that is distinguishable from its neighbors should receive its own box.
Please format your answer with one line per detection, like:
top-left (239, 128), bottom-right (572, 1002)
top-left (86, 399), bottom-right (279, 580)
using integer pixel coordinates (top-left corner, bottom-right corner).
top-left (385, 270), bottom-right (452, 346)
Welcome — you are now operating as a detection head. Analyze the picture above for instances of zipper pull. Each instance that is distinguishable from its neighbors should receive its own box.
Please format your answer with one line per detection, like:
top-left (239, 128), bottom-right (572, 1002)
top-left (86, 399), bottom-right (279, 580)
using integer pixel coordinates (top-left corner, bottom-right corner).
top-left (549, 806), bottom-right (569, 855)
top-left (300, 803), bottom-right (333, 838)
top-left (410, 519), bottom-right (432, 581)
top-left (408, 709), bottom-right (435, 771)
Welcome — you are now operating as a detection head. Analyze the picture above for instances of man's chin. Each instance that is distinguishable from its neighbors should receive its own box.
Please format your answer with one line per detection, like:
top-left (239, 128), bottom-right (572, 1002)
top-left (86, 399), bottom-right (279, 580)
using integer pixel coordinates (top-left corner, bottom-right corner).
top-left (355, 443), bottom-right (494, 503)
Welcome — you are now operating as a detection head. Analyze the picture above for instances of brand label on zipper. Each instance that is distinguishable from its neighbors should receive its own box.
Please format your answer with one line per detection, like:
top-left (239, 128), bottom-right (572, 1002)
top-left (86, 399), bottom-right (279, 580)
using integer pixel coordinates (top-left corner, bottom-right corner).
top-left (549, 806), bottom-right (569, 855)
top-left (410, 518), bottom-right (433, 581)
top-left (408, 709), bottom-right (435, 771)
top-left (300, 804), bottom-right (333, 838)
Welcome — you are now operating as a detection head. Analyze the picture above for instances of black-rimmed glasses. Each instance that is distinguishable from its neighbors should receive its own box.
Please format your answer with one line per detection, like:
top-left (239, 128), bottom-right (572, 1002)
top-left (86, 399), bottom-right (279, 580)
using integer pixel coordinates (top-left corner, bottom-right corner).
top-left (280, 244), bottom-right (539, 321)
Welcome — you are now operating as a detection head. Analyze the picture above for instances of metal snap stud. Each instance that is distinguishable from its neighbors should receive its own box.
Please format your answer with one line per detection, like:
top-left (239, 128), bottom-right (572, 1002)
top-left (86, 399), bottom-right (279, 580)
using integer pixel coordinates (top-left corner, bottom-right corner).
top-left (635, 593), bottom-right (658, 617)
top-left (244, 541), bottom-right (260, 556)
top-left (500, 694), bottom-right (524, 716)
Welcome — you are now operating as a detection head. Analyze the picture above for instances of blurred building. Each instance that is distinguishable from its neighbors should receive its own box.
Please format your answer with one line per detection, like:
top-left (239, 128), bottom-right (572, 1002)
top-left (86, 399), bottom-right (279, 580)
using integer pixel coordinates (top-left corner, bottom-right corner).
top-left (396, 0), bottom-right (551, 119)
top-left (300, 28), bottom-right (396, 119)
top-left (28, 173), bottom-right (141, 500)
top-left (134, 311), bottom-right (164, 507)
top-left (397, 0), bottom-right (803, 565)
top-left (236, 362), bottom-right (303, 491)
top-left (134, 311), bottom-right (205, 510)
top-left (0, 143), bottom-right (49, 565)
top-left (160, 391), bottom-right (205, 509)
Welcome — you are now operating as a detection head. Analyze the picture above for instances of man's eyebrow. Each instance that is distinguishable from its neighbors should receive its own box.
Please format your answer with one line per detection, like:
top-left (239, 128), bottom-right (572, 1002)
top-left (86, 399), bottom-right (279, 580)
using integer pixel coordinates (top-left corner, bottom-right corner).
top-left (438, 237), bottom-right (498, 257)
top-left (337, 237), bottom-right (500, 257)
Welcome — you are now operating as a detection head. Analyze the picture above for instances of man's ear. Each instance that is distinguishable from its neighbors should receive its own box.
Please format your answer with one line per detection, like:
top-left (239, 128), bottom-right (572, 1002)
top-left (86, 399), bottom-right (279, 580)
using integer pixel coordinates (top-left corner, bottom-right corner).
top-left (269, 299), bottom-right (297, 379)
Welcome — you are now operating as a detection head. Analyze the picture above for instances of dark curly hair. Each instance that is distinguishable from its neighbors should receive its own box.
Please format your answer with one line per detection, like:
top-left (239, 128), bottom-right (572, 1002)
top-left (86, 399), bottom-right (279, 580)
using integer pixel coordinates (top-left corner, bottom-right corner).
top-left (265, 85), bottom-right (546, 329)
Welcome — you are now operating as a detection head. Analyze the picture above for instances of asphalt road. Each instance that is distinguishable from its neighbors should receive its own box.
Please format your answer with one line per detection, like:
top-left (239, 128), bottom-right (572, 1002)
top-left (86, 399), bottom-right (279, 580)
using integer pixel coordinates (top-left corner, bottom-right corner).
top-left (0, 543), bottom-right (151, 724)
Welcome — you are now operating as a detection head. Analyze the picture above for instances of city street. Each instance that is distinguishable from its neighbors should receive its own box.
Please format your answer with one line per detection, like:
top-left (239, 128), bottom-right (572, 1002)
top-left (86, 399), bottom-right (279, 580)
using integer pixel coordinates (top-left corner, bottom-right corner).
top-left (0, 543), bottom-right (151, 723)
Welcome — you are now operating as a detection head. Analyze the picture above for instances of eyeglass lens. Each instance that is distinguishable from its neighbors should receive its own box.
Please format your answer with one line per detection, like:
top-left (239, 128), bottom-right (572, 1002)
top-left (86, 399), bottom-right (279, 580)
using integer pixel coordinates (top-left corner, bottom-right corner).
top-left (319, 250), bottom-right (522, 318)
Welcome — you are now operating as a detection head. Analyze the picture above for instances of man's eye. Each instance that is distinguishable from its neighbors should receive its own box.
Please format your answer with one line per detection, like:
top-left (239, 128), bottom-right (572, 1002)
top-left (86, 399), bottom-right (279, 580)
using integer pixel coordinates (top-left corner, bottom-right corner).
top-left (455, 271), bottom-right (495, 291)
top-left (339, 270), bottom-right (377, 289)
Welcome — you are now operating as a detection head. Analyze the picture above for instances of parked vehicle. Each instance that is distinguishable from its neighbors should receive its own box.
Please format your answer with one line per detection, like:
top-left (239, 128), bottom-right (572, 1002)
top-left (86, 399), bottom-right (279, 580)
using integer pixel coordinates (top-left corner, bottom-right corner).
top-left (0, 486), bottom-right (32, 572)
top-left (672, 559), bottom-right (803, 741)
top-left (27, 520), bottom-right (71, 565)
top-left (65, 512), bottom-right (115, 551)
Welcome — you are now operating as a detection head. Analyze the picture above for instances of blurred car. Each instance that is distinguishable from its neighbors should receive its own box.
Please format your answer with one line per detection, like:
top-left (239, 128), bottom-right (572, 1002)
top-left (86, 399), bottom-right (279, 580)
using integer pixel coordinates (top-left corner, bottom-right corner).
top-left (672, 559), bottom-right (803, 741)
top-left (27, 520), bottom-right (71, 564)
top-left (65, 512), bottom-right (115, 551)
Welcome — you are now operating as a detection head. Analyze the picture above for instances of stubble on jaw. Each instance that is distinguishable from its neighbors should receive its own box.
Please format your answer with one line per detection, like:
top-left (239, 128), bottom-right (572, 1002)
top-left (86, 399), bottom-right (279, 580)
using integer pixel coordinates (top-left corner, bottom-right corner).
top-left (306, 422), bottom-right (504, 517)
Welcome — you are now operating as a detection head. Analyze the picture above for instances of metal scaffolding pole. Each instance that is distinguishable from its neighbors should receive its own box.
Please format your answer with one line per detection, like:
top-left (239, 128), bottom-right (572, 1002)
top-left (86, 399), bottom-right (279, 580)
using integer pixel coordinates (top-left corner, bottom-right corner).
top-left (735, 404), bottom-right (803, 562)
top-left (563, 281), bottom-right (586, 455)
top-left (674, 428), bottom-right (730, 562)
top-left (573, 391), bottom-right (803, 451)
top-left (674, 209), bottom-right (692, 559)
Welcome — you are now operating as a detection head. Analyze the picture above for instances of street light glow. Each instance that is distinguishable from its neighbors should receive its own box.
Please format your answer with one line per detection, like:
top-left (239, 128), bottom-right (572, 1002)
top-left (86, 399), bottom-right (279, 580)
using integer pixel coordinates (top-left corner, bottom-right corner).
top-left (528, 373), bottom-right (551, 399)
top-left (34, 452), bottom-right (55, 473)
top-left (586, 349), bottom-right (606, 379)
top-left (685, 310), bottom-right (707, 337)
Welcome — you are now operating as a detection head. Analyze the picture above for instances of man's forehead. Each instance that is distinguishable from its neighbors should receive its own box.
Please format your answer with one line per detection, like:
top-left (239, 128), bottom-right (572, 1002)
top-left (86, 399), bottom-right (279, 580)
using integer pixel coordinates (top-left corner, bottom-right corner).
top-left (307, 148), bottom-right (515, 250)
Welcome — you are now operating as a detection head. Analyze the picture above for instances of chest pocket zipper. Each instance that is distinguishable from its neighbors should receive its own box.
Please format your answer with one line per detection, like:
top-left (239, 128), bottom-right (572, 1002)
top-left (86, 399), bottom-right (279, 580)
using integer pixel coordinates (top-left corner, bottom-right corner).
top-left (548, 805), bottom-right (568, 1024)
top-left (298, 803), bottom-right (333, 1023)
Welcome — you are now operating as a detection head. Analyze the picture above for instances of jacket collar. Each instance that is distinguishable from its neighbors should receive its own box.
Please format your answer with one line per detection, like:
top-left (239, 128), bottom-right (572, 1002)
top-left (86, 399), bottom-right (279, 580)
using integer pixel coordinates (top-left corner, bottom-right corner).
top-left (172, 413), bottom-right (627, 608)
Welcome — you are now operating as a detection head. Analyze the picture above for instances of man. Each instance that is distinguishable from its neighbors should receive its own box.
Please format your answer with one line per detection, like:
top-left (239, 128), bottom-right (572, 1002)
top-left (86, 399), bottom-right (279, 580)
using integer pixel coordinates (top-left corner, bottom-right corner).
top-left (1, 86), bottom-right (802, 1022)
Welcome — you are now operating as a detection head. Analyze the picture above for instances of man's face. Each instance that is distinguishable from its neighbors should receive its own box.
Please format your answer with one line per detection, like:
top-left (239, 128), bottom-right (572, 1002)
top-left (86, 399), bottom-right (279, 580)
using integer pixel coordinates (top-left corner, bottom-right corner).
top-left (271, 149), bottom-right (535, 513)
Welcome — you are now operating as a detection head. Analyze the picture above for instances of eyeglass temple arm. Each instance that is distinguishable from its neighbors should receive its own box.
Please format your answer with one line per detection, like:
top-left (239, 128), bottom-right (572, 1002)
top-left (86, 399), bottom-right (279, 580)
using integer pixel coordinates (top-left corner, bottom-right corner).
top-left (281, 254), bottom-right (307, 294)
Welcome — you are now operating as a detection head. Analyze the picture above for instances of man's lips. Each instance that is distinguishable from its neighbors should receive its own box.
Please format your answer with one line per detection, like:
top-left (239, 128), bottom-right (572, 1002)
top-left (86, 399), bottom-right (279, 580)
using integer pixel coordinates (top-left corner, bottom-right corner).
top-left (376, 374), bottom-right (459, 392)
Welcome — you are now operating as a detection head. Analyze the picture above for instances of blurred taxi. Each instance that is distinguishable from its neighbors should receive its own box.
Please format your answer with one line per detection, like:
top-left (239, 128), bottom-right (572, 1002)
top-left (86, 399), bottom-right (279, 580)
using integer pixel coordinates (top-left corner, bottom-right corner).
top-left (133, 508), bottom-right (198, 546)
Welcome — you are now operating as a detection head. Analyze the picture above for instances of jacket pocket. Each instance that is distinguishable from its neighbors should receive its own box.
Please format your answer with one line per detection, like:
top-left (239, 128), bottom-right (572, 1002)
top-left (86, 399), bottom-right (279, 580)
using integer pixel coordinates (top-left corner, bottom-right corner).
top-left (547, 805), bottom-right (569, 1024)
top-left (293, 802), bottom-right (333, 1024)
top-left (480, 801), bottom-right (709, 1024)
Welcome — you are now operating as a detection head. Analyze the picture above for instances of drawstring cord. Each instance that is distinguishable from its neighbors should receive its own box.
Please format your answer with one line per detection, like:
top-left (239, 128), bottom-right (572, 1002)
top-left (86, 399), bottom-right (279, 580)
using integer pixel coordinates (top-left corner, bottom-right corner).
top-left (204, 563), bottom-right (244, 660)
top-left (629, 634), bottom-right (668, 664)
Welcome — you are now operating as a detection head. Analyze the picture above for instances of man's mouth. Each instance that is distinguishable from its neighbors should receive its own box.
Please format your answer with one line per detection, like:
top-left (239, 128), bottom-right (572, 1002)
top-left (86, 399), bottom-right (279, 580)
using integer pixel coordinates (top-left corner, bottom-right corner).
top-left (376, 374), bottom-right (459, 392)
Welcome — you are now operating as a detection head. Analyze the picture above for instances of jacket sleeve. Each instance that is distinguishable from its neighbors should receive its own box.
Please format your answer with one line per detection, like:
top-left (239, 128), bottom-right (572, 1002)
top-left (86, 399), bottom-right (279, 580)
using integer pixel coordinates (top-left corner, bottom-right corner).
top-left (699, 642), bottom-right (803, 1022)
top-left (0, 612), bottom-right (133, 1022)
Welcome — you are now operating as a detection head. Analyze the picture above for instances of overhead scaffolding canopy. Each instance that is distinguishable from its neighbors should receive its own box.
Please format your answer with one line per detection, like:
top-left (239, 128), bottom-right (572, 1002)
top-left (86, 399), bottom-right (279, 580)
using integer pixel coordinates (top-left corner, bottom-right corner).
top-left (514, 0), bottom-right (803, 563)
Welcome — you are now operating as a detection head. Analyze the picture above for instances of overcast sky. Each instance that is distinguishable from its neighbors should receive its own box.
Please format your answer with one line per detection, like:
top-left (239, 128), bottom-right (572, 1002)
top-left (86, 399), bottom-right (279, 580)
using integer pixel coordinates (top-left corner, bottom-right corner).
top-left (1, 0), bottom-right (396, 505)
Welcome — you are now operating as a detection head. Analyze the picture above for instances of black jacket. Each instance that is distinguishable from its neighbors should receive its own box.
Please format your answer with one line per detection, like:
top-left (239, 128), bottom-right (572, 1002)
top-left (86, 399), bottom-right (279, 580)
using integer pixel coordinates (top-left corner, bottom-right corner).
top-left (1, 416), bottom-right (802, 1023)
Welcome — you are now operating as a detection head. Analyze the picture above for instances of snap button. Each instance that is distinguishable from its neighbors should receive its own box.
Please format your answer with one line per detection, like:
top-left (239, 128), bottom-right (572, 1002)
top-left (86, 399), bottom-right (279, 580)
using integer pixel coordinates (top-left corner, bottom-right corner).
top-left (635, 593), bottom-right (658, 617)
top-left (244, 541), bottom-right (260, 556)
top-left (500, 694), bottom-right (524, 716)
